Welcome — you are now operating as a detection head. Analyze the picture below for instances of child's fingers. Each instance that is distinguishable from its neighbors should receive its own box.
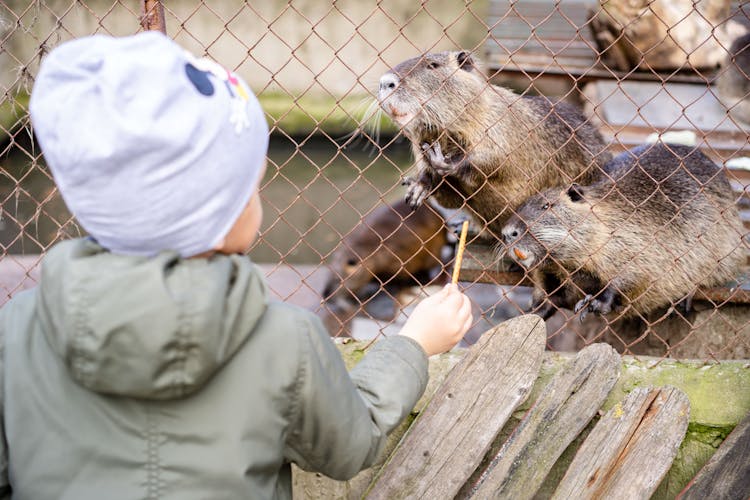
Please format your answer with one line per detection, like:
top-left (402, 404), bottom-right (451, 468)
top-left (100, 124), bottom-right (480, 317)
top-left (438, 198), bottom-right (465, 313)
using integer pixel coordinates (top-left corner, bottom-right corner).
top-left (423, 284), bottom-right (451, 306)
top-left (456, 295), bottom-right (472, 323)
top-left (454, 290), bottom-right (470, 311)
top-left (440, 283), bottom-right (458, 299)
top-left (432, 286), bottom-right (459, 308)
top-left (461, 313), bottom-right (473, 335)
top-left (458, 295), bottom-right (473, 324)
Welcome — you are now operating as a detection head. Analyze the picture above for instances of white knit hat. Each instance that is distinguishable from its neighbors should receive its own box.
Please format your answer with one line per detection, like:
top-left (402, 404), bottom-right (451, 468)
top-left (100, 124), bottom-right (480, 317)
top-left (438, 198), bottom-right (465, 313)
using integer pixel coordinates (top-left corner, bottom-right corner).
top-left (29, 32), bottom-right (269, 257)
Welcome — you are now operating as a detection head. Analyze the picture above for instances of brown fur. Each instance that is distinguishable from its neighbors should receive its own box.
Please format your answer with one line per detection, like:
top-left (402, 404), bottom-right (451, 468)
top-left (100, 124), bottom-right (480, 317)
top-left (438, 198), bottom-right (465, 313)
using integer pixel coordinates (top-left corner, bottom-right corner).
top-left (590, 0), bottom-right (744, 71)
top-left (718, 33), bottom-right (750, 125)
top-left (502, 143), bottom-right (746, 320)
top-left (377, 51), bottom-right (612, 241)
top-left (322, 199), bottom-right (447, 314)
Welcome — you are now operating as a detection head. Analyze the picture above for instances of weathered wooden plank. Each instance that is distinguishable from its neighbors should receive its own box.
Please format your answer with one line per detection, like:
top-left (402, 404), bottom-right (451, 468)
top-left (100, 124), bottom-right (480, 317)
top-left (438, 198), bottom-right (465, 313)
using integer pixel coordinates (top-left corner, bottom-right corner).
top-left (465, 343), bottom-right (621, 499)
top-left (296, 348), bottom-right (750, 499)
top-left (365, 314), bottom-right (547, 500)
top-left (552, 386), bottom-right (690, 499)
top-left (677, 409), bottom-right (750, 500)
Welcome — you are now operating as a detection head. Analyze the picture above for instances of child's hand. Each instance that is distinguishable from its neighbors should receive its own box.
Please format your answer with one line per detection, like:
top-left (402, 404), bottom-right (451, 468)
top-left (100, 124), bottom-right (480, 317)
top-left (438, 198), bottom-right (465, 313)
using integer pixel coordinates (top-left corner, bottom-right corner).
top-left (399, 284), bottom-right (473, 356)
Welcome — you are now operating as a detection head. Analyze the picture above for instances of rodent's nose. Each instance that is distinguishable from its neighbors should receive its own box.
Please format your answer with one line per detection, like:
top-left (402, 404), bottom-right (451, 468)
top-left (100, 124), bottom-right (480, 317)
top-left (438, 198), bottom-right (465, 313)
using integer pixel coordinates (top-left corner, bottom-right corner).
top-left (501, 225), bottom-right (520, 243)
top-left (379, 73), bottom-right (399, 93)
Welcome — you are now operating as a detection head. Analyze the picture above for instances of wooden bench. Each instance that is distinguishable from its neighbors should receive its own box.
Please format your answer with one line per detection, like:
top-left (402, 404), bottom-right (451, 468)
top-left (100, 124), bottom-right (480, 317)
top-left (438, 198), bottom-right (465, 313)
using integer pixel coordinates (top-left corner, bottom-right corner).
top-left (678, 408), bottom-right (750, 499)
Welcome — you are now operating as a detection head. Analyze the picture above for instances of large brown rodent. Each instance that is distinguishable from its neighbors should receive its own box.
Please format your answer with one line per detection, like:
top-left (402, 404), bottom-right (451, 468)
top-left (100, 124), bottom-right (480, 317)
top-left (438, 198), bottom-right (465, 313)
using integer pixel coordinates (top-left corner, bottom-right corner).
top-left (501, 143), bottom-right (746, 320)
top-left (377, 51), bottom-right (611, 240)
top-left (322, 199), bottom-right (448, 318)
top-left (717, 33), bottom-right (750, 125)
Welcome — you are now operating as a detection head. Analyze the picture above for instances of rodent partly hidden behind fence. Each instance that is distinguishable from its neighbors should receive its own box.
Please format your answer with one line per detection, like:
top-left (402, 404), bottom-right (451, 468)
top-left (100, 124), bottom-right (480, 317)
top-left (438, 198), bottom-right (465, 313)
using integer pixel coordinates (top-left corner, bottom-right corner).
top-left (321, 199), bottom-right (448, 330)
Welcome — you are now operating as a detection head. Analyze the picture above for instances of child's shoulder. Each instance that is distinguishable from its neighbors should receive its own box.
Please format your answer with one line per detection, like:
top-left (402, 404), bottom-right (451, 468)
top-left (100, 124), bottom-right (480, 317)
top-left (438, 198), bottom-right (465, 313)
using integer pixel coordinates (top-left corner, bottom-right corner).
top-left (258, 300), bottom-right (328, 341)
top-left (253, 298), bottom-right (340, 356)
top-left (239, 299), bottom-right (341, 376)
top-left (0, 288), bottom-right (38, 333)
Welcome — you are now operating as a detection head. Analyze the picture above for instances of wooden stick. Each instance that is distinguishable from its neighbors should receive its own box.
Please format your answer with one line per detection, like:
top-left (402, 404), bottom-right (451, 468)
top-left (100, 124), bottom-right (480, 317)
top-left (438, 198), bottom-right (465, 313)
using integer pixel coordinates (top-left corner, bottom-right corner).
top-left (452, 220), bottom-right (469, 284)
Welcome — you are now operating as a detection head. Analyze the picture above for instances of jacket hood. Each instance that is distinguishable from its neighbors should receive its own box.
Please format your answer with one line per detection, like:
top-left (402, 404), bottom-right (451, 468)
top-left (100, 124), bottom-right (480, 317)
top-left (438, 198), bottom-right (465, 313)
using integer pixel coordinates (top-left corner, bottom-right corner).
top-left (36, 238), bottom-right (268, 400)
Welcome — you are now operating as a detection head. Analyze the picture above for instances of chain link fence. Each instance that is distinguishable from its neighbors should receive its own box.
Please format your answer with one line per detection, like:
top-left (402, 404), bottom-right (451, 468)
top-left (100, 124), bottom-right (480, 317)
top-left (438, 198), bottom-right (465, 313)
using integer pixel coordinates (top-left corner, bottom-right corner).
top-left (1, 0), bottom-right (749, 361)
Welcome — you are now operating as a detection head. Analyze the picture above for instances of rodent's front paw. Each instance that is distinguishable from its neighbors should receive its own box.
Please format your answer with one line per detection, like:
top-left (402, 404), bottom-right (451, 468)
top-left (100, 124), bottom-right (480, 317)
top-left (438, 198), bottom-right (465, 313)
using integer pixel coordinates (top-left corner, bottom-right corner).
top-left (400, 175), bottom-right (416, 187)
top-left (574, 294), bottom-right (612, 321)
top-left (421, 142), bottom-right (455, 176)
top-left (404, 182), bottom-right (429, 208)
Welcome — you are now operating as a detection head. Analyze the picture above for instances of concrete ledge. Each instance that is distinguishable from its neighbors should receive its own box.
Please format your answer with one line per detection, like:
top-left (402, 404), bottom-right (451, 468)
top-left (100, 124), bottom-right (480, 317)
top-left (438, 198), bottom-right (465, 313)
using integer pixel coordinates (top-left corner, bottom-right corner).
top-left (293, 343), bottom-right (750, 499)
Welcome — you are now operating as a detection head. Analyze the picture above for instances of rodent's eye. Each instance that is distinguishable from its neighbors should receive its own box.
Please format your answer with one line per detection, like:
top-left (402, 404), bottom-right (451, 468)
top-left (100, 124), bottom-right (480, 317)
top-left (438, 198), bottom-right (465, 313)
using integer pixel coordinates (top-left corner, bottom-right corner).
top-left (427, 61), bottom-right (440, 70)
top-left (542, 203), bottom-right (550, 210)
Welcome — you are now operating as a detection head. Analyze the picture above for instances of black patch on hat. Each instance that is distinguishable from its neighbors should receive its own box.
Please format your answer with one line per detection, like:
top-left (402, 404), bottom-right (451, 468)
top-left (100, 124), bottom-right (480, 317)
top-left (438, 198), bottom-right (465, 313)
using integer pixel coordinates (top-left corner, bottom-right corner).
top-left (185, 63), bottom-right (214, 96)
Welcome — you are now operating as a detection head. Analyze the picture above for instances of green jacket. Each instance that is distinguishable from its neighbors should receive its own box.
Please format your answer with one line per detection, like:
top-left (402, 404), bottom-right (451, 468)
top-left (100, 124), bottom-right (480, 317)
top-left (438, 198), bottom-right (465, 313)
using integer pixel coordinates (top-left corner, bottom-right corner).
top-left (0, 239), bottom-right (428, 499)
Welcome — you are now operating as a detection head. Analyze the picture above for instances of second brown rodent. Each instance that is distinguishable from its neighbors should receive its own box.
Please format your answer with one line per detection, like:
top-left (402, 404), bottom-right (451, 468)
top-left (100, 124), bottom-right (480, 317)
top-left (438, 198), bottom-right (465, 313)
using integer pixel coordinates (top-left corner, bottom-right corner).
top-left (322, 199), bottom-right (447, 317)
top-left (501, 143), bottom-right (746, 320)
top-left (377, 51), bottom-right (612, 241)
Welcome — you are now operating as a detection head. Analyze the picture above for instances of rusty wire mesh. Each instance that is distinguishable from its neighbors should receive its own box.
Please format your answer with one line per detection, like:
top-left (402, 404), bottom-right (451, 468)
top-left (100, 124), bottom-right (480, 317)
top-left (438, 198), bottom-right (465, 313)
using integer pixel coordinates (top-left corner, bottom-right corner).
top-left (1, 0), bottom-right (749, 360)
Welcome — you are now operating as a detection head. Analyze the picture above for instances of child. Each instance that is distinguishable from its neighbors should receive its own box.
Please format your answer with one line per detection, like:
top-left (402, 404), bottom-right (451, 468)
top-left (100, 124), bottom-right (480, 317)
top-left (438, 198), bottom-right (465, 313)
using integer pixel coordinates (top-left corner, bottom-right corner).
top-left (0, 32), bottom-right (473, 498)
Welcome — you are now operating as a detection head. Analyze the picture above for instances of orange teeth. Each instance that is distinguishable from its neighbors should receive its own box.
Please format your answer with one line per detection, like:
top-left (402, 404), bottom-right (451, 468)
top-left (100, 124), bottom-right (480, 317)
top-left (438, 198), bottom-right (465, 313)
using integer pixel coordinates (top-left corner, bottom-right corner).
top-left (513, 247), bottom-right (527, 261)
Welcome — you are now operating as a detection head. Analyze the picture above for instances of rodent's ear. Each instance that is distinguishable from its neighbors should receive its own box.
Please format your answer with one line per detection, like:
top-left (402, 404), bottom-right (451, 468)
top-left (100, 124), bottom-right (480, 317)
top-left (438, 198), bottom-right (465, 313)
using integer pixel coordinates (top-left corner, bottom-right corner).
top-left (566, 183), bottom-right (586, 202)
top-left (456, 51), bottom-right (475, 71)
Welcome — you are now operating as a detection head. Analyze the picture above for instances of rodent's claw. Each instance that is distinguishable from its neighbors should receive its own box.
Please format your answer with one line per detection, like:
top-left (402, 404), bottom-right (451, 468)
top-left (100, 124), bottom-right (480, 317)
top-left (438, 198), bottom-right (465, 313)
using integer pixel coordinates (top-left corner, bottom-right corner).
top-left (414, 187), bottom-right (429, 206)
top-left (589, 299), bottom-right (612, 316)
top-left (574, 295), bottom-right (592, 314)
top-left (405, 182), bottom-right (428, 208)
top-left (574, 294), bottom-right (593, 322)
top-left (575, 294), bottom-right (613, 321)
top-left (675, 293), bottom-right (694, 315)
top-left (420, 141), bottom-right (443, 155)
top-left (422, 142), bottom-right (455, 175)
top-left (404, 191), bottom-right (416, 207)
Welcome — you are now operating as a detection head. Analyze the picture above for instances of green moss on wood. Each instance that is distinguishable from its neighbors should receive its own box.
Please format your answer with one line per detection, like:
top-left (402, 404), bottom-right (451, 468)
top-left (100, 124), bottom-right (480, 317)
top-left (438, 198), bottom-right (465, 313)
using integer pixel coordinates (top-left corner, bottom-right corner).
top-left (294, 345), bottom-right (750, 499)
top-left (613, 359), bottom-right (750, 427)
top-left (686, 422), bottom-right (734, 448)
